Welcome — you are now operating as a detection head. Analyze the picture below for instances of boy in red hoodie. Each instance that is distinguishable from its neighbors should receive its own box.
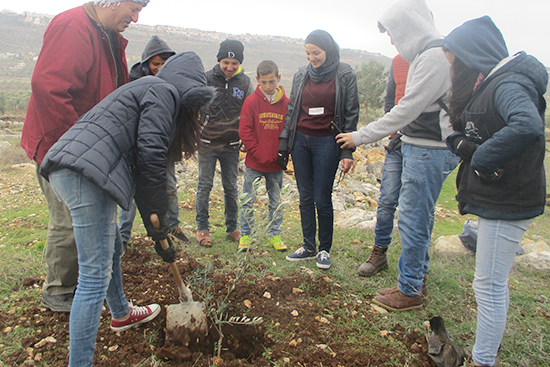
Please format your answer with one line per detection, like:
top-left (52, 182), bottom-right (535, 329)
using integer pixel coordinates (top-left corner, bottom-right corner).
top-left (238, 60), bottom-right (289, 252)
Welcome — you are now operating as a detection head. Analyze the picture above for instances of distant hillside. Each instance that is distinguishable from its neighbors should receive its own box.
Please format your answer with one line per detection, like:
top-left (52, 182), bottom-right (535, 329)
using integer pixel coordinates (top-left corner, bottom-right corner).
top-left (0, 9), bottom-right (391, 92)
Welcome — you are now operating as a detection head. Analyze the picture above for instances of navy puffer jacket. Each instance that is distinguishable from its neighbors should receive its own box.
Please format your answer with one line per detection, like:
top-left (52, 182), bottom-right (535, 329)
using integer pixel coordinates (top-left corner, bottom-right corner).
top-left (41, 52), bottom-right (213, 216)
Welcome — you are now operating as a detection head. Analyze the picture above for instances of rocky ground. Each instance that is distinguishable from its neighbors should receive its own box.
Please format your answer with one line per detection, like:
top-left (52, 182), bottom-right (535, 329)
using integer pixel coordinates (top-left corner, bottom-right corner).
top-left (2, 237), bottom-right (433, 367)
top-left (1, 120), bottom-right (549, 366)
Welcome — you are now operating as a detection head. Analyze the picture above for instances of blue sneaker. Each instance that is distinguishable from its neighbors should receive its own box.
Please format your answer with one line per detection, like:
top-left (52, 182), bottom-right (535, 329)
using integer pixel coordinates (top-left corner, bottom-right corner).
top-left (286, 246), bottom-right (317, 261)
top-left (316, 250), bottom-right (331, 270)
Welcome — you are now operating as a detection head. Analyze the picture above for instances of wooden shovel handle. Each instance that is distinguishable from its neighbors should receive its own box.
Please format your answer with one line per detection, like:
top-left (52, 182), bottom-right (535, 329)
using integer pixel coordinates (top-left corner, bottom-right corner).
top-left (150, 214), bottom-right (193, 301)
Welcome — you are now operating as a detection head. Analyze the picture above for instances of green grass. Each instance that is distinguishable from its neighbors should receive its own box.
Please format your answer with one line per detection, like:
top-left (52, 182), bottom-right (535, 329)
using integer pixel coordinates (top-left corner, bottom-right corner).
top-left (1, 147), bottom-right (549, 366)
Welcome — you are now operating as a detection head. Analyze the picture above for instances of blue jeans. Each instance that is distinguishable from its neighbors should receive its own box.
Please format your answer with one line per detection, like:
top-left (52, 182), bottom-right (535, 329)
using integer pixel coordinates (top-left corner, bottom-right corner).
top-left (49, 169), bottom-right (130, 367)
top-left (240, 167), bottom-right (283, 238)
top-left (396, 144), bottom-right (460, 296)
top-left (195, 145), bottom-right (240, 234)
top-left (291, 131), bottom-right (339, 253)
top-left (374, 150), bottom-right (402, 248)
top-left (118, 162), bottom-right (180, 242)
top-left (472, 217), bottom-right (532, 366)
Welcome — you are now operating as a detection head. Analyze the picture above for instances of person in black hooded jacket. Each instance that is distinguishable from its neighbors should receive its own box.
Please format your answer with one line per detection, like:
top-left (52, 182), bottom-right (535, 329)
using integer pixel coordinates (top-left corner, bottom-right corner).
top-left (194, 39), bottom-right (254, 247)
top-left (120, 35), bottom-right (190, 248)
top-left (40, 52), bottom-right (214, 367)
top-left (443, 16), bottom-right (547, 367)
top-left (129, 35), bottom-right (175, 81)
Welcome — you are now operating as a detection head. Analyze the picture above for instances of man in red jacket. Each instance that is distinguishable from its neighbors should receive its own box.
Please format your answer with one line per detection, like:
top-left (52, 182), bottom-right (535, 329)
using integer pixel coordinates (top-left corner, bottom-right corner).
top-left (238, 60), bottom-right (289, 252)
top-left (20, 0), bottom-right (149, 312)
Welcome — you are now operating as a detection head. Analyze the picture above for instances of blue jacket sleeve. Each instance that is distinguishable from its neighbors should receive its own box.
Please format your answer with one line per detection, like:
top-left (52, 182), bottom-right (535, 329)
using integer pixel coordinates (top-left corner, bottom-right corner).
top-left (470, 76), bottom-right (545, 172)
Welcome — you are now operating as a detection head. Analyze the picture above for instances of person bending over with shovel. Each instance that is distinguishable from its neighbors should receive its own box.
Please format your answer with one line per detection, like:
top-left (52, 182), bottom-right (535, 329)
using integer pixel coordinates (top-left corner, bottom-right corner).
top-left (39, 52), bottom-right (214, 367)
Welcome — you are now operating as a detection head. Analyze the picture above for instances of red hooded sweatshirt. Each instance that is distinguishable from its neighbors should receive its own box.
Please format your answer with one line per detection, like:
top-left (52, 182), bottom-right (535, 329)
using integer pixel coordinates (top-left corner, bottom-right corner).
top-left (239, 85), bottom-right (289, 172)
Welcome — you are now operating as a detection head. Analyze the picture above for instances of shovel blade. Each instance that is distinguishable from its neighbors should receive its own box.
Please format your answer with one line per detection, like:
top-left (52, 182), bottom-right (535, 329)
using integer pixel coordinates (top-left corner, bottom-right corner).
top-left (166, 301), bottom-right (208, 346)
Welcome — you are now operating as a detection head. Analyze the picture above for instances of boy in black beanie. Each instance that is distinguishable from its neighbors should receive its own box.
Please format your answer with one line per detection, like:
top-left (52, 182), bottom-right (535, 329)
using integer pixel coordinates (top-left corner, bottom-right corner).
top-left (195, 39), bottom-right (254, 247)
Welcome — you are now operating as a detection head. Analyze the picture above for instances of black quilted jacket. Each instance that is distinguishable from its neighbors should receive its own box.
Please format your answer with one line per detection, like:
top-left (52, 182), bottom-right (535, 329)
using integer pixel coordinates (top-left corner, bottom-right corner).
top-left (41, 52), bottom-right (211, 216)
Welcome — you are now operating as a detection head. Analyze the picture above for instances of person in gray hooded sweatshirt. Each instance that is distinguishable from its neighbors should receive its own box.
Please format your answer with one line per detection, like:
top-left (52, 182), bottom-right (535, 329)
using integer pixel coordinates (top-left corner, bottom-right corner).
top-left (119, 36), bottom-right (191, 248)
top-left (336, 0), bottom-right (459, 311)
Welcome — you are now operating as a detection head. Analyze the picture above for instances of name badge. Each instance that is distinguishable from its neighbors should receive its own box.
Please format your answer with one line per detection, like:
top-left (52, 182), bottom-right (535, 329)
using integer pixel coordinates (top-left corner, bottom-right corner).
top-left (309, 107), bottom-right (324, 116)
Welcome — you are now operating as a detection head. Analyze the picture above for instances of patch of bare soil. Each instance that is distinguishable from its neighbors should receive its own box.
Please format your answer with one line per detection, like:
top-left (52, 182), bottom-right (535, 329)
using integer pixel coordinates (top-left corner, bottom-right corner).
top-left (3, 237), bottom-right (434, 366)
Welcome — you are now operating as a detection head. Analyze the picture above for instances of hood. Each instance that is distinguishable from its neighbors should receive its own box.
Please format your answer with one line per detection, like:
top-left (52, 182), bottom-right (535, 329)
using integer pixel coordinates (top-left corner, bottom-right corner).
top-left (157, 52), bottom-right (214, 110)
top-left (488, 52), bottom-right (548, 96)
top-left (378, 0), bottom-right (441, 62)
top-left (442, 16), bottom-right (509, 76)
top-left (140, 35), bottom-right (175, 65)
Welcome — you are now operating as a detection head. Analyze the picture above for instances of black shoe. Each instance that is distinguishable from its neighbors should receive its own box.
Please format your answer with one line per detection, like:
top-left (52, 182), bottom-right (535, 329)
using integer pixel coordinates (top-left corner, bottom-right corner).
top-left (169, 227), bottom-right (190, 243)
top-left (40, 293), bottom-right (74, 312)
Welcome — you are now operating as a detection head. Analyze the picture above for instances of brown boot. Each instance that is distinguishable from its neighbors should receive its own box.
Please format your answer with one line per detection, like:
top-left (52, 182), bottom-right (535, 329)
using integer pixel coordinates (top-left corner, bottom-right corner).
top-left (358, 246), bottom-right (388, 277)
top-left (372, 287), bottom-right (422, 312)
top-left (377, 276), bottom-right (427, 297)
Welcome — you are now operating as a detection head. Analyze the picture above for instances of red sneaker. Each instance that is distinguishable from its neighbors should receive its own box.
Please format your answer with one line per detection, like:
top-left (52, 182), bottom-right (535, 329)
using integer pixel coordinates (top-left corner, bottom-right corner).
top-left (110, 304), bottom-right (161, 332)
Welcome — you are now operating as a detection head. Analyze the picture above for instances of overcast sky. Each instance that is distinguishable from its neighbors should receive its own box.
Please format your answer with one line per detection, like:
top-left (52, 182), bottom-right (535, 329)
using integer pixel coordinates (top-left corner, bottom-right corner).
top-left (2, 0), bottom-right (549, 66)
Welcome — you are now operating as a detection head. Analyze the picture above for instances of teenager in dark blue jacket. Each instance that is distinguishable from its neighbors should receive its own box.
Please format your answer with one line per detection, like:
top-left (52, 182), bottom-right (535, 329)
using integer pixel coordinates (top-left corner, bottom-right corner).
top-left (443, 16), bottom-right (547, 367)
top-left (40, 52), bottom-right (213, 366)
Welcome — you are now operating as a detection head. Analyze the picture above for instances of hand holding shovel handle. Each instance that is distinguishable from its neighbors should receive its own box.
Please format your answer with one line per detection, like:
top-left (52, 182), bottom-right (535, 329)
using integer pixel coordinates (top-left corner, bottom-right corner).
top-left (150, 213), bottom-right (194, 302)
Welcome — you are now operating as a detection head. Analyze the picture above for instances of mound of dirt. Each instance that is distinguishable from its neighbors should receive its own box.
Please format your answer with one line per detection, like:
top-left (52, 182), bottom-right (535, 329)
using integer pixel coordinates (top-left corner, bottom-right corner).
top-left (3, 237), bottom-right (434, 366)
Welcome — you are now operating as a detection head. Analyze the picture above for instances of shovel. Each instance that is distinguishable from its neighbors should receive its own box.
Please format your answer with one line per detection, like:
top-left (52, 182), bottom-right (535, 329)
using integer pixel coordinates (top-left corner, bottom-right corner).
top-left (150, 214), bottom-right (208, 346)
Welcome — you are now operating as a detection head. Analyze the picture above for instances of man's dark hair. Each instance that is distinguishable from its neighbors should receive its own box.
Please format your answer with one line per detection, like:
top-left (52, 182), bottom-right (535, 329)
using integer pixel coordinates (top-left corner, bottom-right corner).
top-left (257, 60), bottom-right (278, 77)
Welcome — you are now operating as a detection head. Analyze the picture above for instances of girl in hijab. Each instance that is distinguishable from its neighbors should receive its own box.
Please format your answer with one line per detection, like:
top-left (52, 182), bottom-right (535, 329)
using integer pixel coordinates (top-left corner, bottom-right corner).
top-left (40, 52), bottom-right (214, 366)
top-left (443, 16), bottom-right (547, 367)
top-left (278, 30), bottom-right (359, 269)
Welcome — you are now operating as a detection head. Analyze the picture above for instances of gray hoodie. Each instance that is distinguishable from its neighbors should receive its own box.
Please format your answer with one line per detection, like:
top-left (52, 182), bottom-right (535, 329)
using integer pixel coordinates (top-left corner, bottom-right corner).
top-left (352, 0), bottom-right (452, 149)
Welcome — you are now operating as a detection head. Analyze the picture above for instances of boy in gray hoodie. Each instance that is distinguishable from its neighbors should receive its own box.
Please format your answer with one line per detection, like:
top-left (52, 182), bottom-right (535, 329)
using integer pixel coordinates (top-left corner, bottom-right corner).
top-left (337, 0), bottom-right (459, 311)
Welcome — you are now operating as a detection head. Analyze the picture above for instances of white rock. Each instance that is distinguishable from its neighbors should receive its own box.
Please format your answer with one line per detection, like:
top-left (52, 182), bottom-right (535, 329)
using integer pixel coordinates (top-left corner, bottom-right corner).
top-left (521, 239), bottom-right (550, 254)
top-left (514, 251), bottom-right (550, 271)
top-left (433, 235), bottom-right (470, 254)
top-left (371, 304), bottom-right (388, 314)
top-left (334, 208), bottom-right (376, 231)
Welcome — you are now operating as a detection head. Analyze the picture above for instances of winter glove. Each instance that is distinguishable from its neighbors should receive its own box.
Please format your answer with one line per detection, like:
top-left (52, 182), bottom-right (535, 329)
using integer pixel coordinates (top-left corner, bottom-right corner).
top-left (154, 237), bottom-right (176, 263)
top-left (446, 133), bottom-right (479, 162)
top-left (277, 150), bottom-right (289, 171)
top-left (143, 212), bottom-right (170, 242)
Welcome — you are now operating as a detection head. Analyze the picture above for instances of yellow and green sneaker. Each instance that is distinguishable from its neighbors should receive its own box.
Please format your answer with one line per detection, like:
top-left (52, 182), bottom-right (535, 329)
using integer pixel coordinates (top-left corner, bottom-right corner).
top-left (269, 235), bottom-right (287, 252)
top-left (238, 235), bottom-right (251, 252)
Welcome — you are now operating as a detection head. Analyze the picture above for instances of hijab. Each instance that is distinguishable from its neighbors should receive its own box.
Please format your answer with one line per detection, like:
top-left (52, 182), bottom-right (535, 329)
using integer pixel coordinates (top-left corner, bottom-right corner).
top-left (305, 30), bottom-right (340, 83)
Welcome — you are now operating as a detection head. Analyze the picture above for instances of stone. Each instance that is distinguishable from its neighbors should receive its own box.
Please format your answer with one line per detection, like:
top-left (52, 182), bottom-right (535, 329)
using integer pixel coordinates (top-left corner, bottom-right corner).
top-left (521, 239), bottom-right (550, 254)
top-left (514, 251), bottom-right (550, 271)
top-left (433, 235), bottom-right (471, 254)
top-left (334, 208), bottom-right (376, 231)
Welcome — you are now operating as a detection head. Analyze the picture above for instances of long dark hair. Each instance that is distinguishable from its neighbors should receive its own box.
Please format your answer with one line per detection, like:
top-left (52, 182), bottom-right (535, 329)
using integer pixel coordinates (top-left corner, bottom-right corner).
top-left (448, 57), bottom-right (480, 131)
top-left (167, 106), bottom-right (205, 162)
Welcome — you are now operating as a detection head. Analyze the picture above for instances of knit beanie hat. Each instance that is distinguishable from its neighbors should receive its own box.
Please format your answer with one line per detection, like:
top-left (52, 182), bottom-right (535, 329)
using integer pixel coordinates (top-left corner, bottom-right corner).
top-left (216, 39), bottom-right (244, 63)
top-left (95, 0), bottom-right (150, 7)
